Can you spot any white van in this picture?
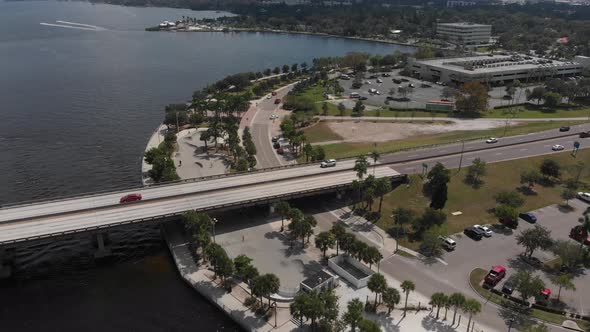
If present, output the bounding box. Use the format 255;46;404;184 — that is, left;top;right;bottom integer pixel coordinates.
350;92;360;99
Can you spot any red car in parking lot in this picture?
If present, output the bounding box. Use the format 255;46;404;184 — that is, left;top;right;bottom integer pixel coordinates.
484;265;507;286
120;193;142;204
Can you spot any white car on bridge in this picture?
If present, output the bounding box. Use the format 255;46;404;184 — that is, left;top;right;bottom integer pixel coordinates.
320;159;337;168
552;144;565;151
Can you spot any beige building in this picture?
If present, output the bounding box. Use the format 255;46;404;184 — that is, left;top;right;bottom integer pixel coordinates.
436;22;492;47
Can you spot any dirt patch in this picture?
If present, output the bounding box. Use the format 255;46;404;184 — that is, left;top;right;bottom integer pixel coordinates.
325;119;508;143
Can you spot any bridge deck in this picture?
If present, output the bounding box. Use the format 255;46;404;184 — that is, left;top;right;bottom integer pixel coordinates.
0;165;400;245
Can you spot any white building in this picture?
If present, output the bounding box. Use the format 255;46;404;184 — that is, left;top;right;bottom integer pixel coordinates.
436;22;492;47
409;54;583;86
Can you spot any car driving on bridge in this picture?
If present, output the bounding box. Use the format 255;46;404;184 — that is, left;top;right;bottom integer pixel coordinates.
320;159;337;168
120;193;142;203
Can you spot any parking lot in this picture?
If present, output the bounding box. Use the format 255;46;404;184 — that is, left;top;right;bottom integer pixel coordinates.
337;70;537;110
436;198;590;315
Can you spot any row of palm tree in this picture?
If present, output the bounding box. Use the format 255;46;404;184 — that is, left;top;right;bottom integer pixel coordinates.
290;288;339;331
273;201;317;247
430;292;481;331
352;153;393;215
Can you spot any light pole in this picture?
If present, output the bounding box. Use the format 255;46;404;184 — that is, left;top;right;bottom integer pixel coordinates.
212;217;219;243
391;214;399;253
458;139;465;171
507;317;515;332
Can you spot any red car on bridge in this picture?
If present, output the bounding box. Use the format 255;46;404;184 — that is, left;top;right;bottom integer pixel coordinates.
120;193;142;204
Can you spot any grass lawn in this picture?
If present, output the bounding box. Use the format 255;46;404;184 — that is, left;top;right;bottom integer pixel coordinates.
485;105;590;119
376;148;590;249
321;120;587;160
302;122;343;143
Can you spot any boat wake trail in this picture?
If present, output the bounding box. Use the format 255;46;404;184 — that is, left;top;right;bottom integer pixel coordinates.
40;21;106;31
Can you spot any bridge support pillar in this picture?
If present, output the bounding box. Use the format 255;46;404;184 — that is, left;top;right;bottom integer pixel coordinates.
0;248;13;279
269;205;275;215
94;232;112;259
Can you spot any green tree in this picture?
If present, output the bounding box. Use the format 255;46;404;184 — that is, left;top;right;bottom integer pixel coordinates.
551;273;576;301
462;298;482;332
367;273;387;308
494;204;518;224
321;102;329;116
465;158;487;188
303;142;314;162
551;239;586;271
520;169;541;192
420;225;445;257
358;319;381;332
516;225;553;258
543;91;561;108
233;254;257;282
274;201;291;230
352;100;365;117
290;293;308;327
282;64;290;73
343;298;364;332
540;159;560;179
252;273;280;307
401;280;415;316
455;81;489;114
427;163;451;210
495;191;525;208
561;188;577;206
514;269;545;303
315;231;336;257
365;246;383;269
449;293;466;326
382;287;401;314
430;292;447;319
354;156;369;181
312;146;326;161
413;208;447;235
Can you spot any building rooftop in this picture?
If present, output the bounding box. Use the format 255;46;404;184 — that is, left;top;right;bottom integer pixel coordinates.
437;22;491;28
415;54;581;75
301;270;332;290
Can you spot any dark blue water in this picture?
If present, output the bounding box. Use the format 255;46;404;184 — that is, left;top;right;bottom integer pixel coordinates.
0;0;413;205
0;2;414;331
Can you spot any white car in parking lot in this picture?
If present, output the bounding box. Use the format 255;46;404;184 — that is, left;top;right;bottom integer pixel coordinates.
578;192;590;203
552;144;564;151
474;224;493;237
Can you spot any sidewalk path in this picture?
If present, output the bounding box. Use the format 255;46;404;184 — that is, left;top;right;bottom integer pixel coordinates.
141;124;167;185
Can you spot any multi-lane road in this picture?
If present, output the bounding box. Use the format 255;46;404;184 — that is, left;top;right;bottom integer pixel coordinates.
0;161;400;245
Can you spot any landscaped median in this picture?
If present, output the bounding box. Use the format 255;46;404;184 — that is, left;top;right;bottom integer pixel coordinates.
469;268;590;331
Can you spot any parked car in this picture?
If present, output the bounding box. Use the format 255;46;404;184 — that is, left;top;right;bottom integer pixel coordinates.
273;142;280;149
274;98;281;104
386;96;395;100
519;254;542;268
577;192;590;203
559;126;570;132
552;144;564;151
438;236;457;250
421;83;431;88
570;225;590;245
350;92;360;99
464;227;483;240
519;212;537;223
369;75;378;79
271;136;279;143
408;83;415;88
375;90;381;95
340;74;350;80
484;265;507;286
393;78;402;84
486;138;498;144
382;73;391;77
320;159;337;168
120;193;142;204
376;78;383;83
359;96;368;101
580;131;590;138
271;91;277;96
502;277;516;294
368;88;377;94
401;78;409;82
540;288;551;300
474;224;493;237
269;114;279;120
266;94;272;99
277;147;284;155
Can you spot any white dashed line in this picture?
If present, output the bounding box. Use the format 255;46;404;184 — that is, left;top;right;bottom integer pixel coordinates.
495;152;503;156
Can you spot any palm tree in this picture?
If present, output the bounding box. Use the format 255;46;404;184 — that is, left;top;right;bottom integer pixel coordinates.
289;294;308;327
374;178;392;214
370;150;380;175
330;224;346;255
442;294;450;321
449;293;466;326
314;231;336;257
344;298;364;332
274;201;290;230
354;156;369;181
392;207;414;252
401;280;415;317
430;292;446;319
462;298;482;332
367;273;387;309
351;180;362;209
382;287;401;314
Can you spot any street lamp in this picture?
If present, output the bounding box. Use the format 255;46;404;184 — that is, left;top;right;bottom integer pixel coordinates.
507;317;515;332
212;217;219;243
458;139;465;171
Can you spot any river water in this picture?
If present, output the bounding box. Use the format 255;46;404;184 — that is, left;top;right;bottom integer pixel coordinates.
0;1;414;330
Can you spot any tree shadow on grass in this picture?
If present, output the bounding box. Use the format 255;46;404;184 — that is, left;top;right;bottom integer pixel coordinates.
497;300;535;331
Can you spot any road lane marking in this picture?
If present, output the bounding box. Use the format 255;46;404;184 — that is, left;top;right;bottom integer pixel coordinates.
520;148;527;151
495;152;503;156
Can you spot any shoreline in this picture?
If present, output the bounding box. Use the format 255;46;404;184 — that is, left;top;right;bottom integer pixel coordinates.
148;26;418;49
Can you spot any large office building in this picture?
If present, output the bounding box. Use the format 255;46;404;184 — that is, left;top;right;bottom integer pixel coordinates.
436;22;492;47
409;54;584;86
